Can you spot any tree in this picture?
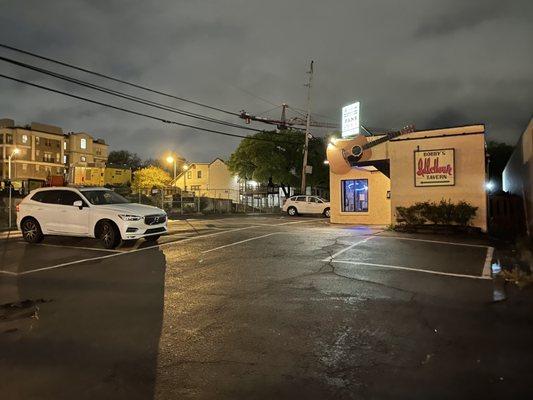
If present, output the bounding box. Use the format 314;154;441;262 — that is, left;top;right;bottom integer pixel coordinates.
132;166;171;191
227;130;329;196
107;150;142;170
487;141;514;191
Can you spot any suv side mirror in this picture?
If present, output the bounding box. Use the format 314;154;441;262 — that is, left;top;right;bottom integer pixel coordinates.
73;200;83;209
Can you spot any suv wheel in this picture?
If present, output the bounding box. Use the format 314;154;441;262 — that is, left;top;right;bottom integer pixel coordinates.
287;206;298;216
21;218;44;243
323;208;331;218
99;221;121;249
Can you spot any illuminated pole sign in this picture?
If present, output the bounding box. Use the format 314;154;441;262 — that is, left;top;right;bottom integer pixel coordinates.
341;101;360;138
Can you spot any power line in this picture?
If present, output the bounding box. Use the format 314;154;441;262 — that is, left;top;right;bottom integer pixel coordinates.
0;55;263;133
0;73;302;145
0;42;239;117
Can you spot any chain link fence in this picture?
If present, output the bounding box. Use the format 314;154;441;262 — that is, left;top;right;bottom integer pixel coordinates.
0;185;286;230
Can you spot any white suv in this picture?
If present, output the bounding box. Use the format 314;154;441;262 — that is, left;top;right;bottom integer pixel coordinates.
282;195;330;217
17;187;167;249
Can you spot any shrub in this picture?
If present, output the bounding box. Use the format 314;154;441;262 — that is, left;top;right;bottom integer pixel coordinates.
453;201;478;226
396;200;477;227
396;204;426;225
420;199;455;224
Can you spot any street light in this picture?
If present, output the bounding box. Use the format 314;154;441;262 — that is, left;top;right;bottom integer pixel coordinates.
166;155;176;179
8;148;20;229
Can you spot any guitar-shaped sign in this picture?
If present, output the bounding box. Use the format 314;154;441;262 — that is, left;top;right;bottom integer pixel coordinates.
327;125;415;174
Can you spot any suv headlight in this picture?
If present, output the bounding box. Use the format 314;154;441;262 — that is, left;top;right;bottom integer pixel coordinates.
119;214;143;221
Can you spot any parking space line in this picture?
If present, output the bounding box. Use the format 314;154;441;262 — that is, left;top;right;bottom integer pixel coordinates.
202;232;282;254
374;235;489;248
33;243;121;253
330;260;491;280
10;225;263;276
322;236;375;262
483;247;494;278
276;220;322;226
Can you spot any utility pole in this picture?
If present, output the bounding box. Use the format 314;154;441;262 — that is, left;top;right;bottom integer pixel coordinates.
300;60;313;195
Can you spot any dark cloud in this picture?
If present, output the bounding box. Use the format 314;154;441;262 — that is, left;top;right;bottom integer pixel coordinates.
0;0;531;162
414;0;509;38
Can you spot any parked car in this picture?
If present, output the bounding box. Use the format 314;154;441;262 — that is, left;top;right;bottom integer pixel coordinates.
16;187;167;249
282;195;330;217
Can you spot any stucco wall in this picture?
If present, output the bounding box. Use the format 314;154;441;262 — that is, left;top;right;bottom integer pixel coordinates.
389;129;487;231
330;167;391;225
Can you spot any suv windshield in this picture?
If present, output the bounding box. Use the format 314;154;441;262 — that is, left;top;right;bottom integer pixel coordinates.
81;190;130;205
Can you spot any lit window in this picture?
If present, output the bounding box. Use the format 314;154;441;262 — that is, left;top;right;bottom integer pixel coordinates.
22;134;28;144
35;136;40;145
63;141;67;150
187;171;192;179
341;179;368;212
80;138;87;149
63;155;67;164
80;156;86;162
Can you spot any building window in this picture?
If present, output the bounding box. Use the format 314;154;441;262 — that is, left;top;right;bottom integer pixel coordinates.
80;138;87;149
63;155;67;164
197;171;202;179
80;156;86;162
6;133;13;144
44;139;51;147
35;136;40;145
22;134;28;144
187;171;192;179
22;163;27;171
341;179;368;212
44;153;52;162
63;141;67;150
0;134;3;144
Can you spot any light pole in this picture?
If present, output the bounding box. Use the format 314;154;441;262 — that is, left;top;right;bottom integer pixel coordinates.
166;156;176;180
8;148;20;229
182;164;189;191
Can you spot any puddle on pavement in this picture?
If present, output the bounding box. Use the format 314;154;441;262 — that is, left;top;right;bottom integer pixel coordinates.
1;298;52;334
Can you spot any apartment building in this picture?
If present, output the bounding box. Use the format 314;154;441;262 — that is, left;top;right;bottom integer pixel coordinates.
0;118;108;189
0;119;66;186
172;158;239;201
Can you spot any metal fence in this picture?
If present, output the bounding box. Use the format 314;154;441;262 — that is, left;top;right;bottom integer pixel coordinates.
0;185;285;230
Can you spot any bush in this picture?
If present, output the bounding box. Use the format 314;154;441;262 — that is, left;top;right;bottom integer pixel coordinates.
453;201;478;226
396;204;426;225
396;199;477;227
419;199;455;224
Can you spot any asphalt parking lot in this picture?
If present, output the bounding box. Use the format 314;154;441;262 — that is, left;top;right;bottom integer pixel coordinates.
1;215;532;399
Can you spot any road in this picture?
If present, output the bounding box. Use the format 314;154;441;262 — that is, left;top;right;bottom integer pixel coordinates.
1;215;532;399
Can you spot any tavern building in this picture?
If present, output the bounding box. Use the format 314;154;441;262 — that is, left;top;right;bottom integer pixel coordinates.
326;124;488;231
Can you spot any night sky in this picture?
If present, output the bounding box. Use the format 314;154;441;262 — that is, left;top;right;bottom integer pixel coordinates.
1;0;531;162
